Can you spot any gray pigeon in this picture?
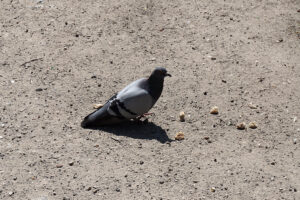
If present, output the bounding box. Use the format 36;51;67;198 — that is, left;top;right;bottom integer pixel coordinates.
81;67;171;128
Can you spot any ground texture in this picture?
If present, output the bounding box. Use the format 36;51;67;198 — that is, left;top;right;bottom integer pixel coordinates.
0;0;300;199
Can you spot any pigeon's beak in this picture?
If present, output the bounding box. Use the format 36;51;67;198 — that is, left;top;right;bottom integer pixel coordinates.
165;73;172;77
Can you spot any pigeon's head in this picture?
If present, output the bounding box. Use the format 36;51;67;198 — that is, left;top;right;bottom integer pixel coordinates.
151;67;171;79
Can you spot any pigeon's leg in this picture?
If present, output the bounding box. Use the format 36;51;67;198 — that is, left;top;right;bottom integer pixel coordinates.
136;113;155;120
142;113;155;116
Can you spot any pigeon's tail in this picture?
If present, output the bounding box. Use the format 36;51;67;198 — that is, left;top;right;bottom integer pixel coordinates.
81;104;126;128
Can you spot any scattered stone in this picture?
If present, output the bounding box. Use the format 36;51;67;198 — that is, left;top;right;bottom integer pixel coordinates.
175;132;185;141
210;106;219;114
271;161;276;165
8;191;14;196
91;75;97;79
293;116;297;122
93;104;104;109
276;38;283;43
248;121;258;129
68;161;74;166
236;122;246;130
35;88;43;92
139;161;144;165
293;138;297;144
248;102;257;109
210;187;216;192
211;57;216;60
10;80;15;83
204;136;210;140
179;111;185;122
159;180;164;184
56;164;63;168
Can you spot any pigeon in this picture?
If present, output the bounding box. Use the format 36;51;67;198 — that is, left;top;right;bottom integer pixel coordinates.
81;67;171;128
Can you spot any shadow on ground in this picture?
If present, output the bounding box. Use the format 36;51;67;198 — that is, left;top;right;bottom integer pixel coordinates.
89;121;172;143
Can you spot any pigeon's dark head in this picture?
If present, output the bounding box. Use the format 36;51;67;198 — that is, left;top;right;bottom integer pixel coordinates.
151;67;171;79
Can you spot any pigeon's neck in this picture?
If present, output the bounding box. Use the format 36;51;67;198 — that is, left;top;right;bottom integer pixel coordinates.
148;75;164;102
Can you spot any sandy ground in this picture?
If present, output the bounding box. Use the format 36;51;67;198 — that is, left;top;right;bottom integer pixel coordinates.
1;0;300;199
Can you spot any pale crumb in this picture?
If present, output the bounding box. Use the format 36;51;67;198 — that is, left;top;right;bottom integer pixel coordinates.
236;122;246;130
175;132;185;140
248;102;257;109
249;121;258;129
93;103;104;109
179;111;185;122
210;106;219;114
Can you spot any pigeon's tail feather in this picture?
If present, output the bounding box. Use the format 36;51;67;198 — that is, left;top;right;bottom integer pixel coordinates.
81;104;126;128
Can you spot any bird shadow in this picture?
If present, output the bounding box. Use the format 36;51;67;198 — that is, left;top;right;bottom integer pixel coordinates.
89;121;172;143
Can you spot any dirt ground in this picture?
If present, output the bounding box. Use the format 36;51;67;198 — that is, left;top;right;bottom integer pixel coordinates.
0;0;299;199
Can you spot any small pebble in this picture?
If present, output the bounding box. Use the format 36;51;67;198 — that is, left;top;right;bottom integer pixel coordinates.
276;38;283;43
236;122;246;130
179;111;185;122
210;106;219;114
248;121;258;129
293;138;297;144
248;102;257;109
56;164;63;168
93;104;104;109
68;161;74;166
204;136;210;140
293;117;297;122
210;187;216;192
35;88;43;92
175;132;185;140
8;191;14;196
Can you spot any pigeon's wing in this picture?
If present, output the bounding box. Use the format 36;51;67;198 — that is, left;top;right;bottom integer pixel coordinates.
80;94;126;128
107;78;154;119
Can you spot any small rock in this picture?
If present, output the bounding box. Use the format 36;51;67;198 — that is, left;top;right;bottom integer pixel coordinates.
248;102;257;109
236;122;246;130
276;38;283;43
175;132;185;141
210;187;216;192
139;161;144;165
68;161;74;166
115;188;121;192
159;180;164;184
293;117;297;122
204;136;210;140
93;104;104;109
35;88;43;92
293;138;297;144
56;164;63;168
8;191;14;196
179;111;185;122
248;121;258;129
150;57;156;61
10;80;15;83
210;106;219;114
91;75;97;79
